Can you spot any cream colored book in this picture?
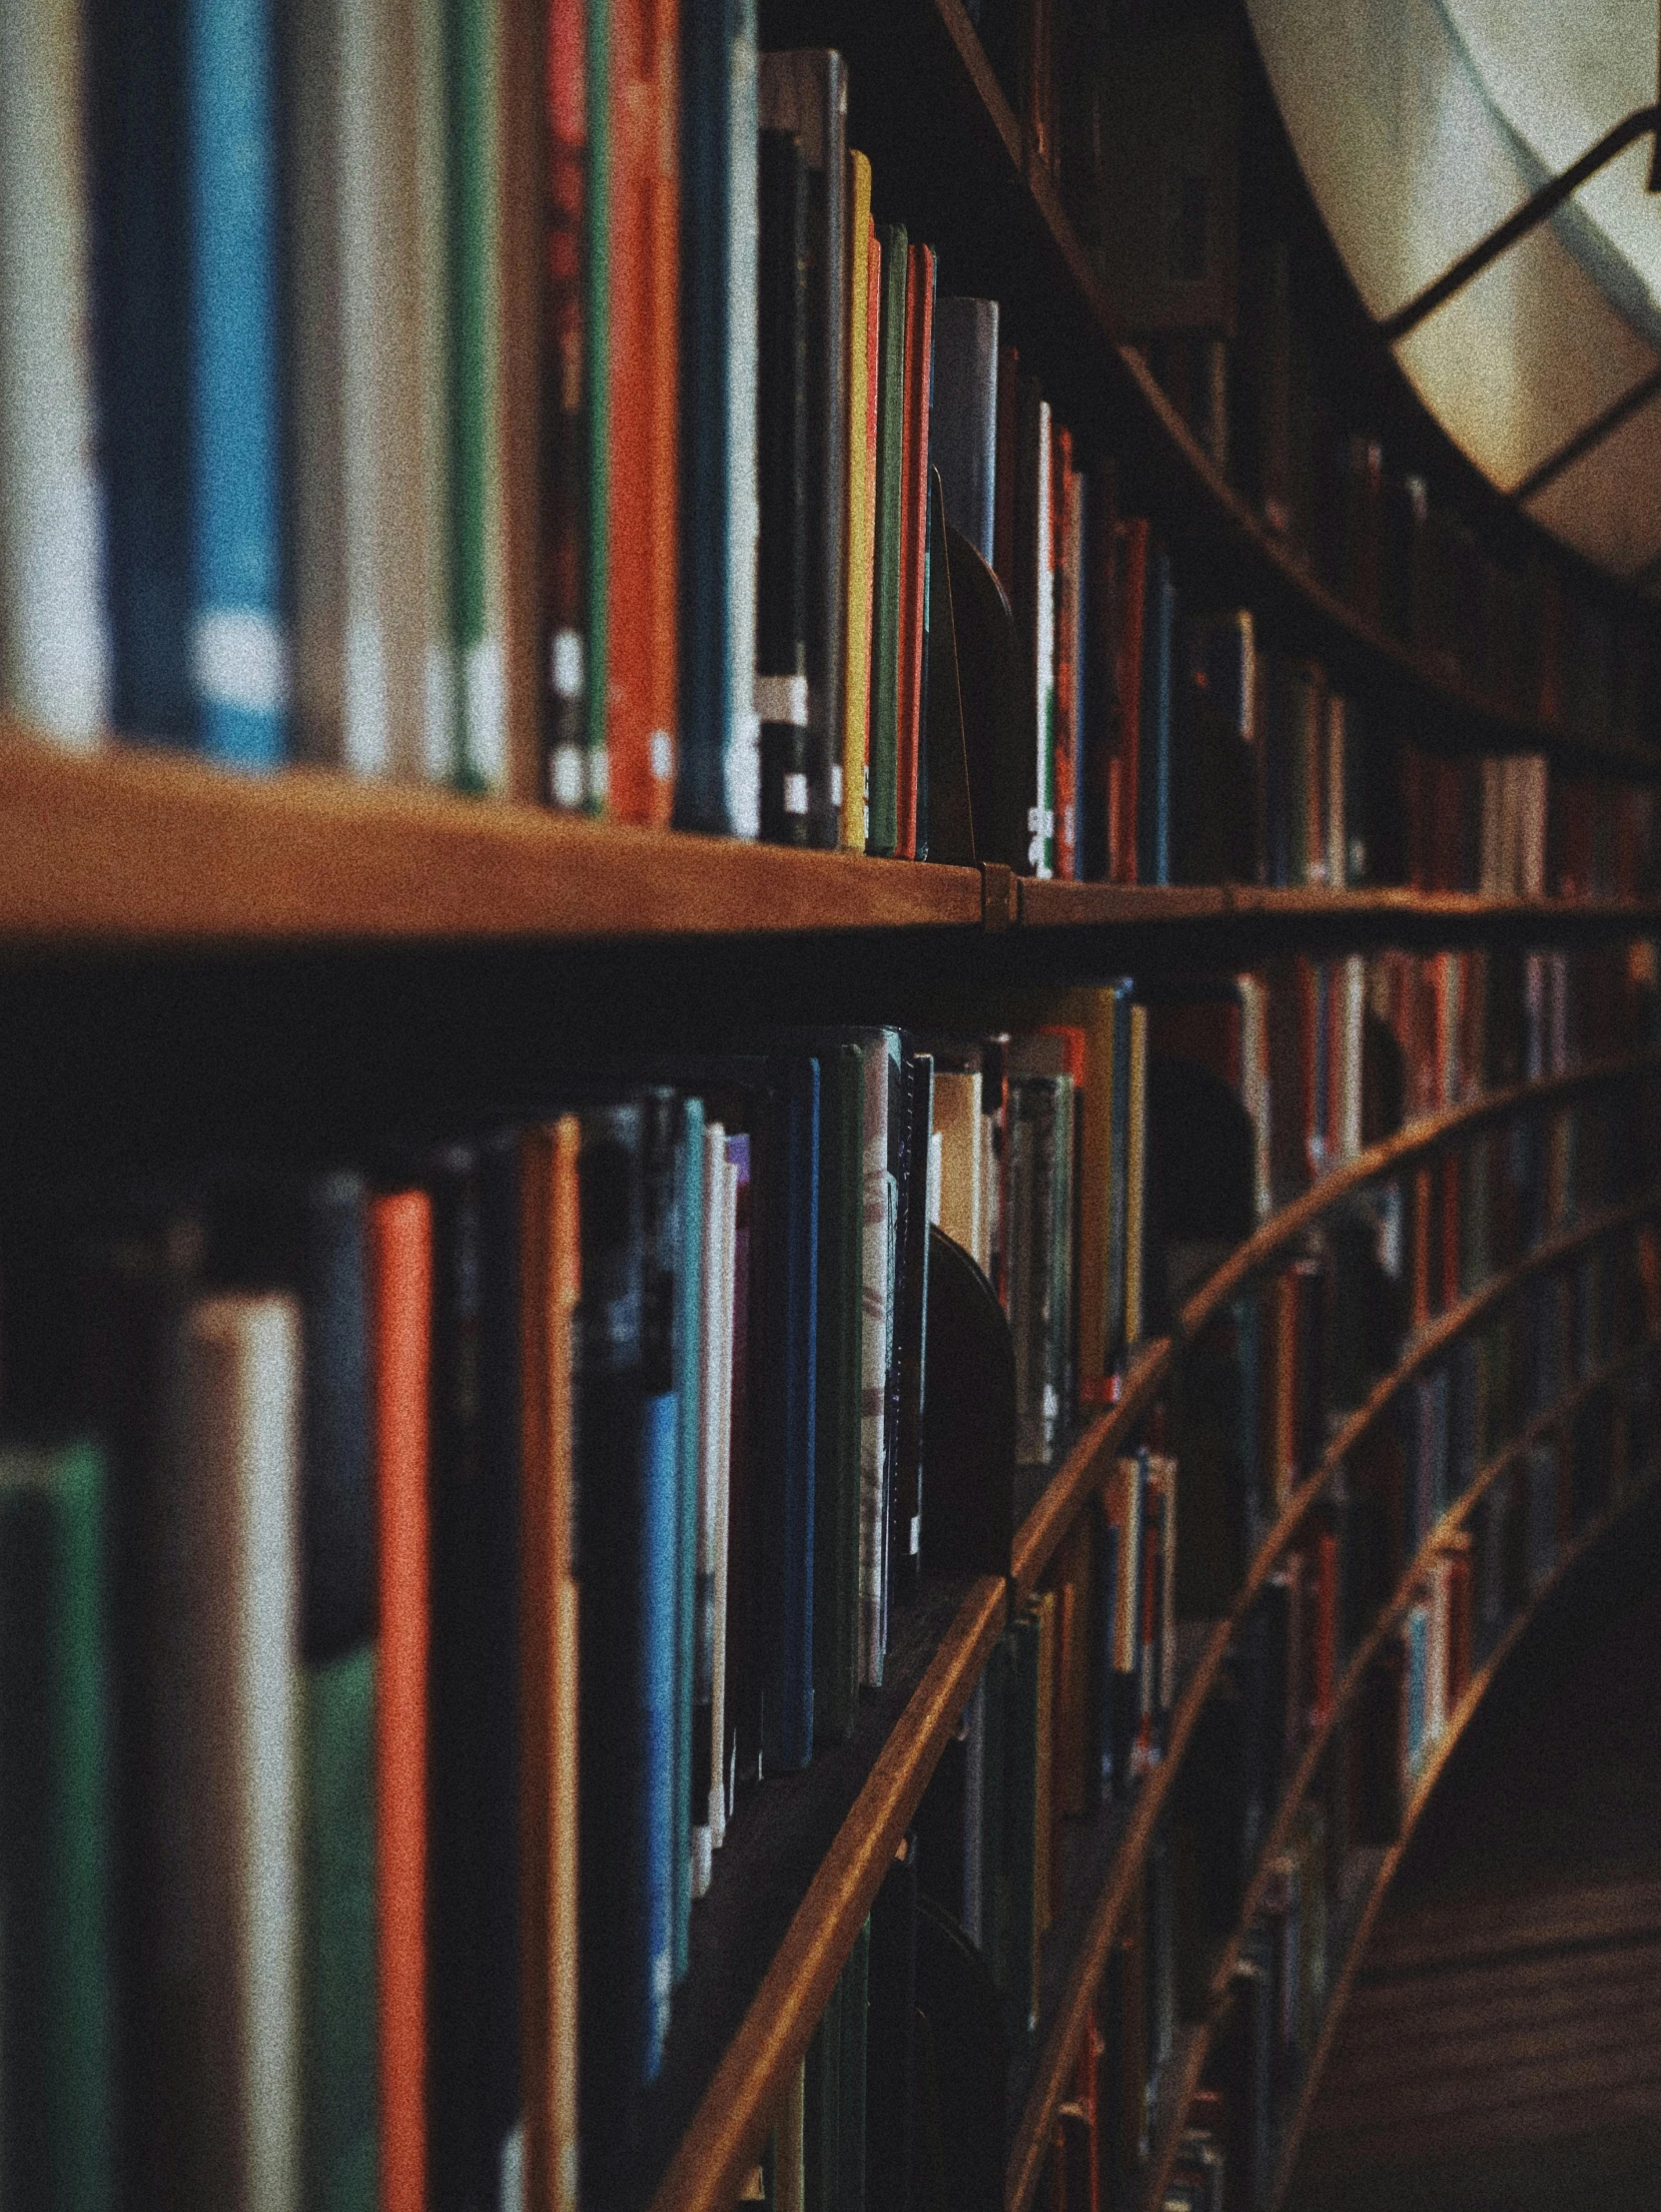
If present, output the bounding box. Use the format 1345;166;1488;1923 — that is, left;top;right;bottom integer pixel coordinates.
931;1068;983;1261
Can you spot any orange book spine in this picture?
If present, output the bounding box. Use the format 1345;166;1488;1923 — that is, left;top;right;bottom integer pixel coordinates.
372;1190;433;2212
520;1119;583;2212
606;0;678;823
896;244;933;859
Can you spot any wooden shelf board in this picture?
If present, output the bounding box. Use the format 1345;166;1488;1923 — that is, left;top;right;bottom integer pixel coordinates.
0;725;985;944
643;1571;1006;2212
1018;881;1661;933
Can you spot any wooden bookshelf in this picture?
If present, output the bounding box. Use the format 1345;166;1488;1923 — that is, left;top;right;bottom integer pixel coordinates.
868;0;1661;782
1262;1460;1661;2208
1000;1184;1661;2212
641;1573;1007;2212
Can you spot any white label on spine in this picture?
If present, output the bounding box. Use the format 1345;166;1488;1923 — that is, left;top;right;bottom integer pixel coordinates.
650;727;673;782
549;744;584;809
783;771;809;817
755;671;809;726
549;626;584;701
344;616;389;777
464;636;506;790
193;608;291;715
831;762;843;808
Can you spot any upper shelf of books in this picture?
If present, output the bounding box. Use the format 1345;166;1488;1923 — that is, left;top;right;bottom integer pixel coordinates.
5;0;1661;945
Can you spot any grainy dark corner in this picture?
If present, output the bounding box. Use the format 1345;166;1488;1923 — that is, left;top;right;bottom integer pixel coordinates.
1;1;1659;2210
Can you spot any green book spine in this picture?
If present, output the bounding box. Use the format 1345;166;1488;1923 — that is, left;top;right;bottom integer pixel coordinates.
584;0;612;809
867;224;908;858
0;1440;110;2212
673;1098;706;1982
304;1647;378;2212
814;1045;863;1744
838;1918;870;2212
448;0;505;793
1001;1612;1040;2050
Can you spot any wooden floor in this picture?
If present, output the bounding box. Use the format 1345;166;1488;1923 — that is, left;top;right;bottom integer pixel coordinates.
1287;1485;1661;2212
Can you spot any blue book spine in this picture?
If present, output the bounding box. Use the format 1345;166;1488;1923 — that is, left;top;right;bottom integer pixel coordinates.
637;1092;682;2083
769;1056;820;1773
671;1100;704;1984
673;0;733;831
188;0;287;766
89;0;194;741
639;1390;679;2078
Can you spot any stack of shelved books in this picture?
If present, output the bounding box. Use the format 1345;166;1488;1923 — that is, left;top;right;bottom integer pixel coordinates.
5;4;1658;895
2;931;1655;2207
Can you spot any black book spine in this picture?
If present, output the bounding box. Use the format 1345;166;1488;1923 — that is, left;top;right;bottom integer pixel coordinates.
893;1051;934;1606
882;1046;913;1636
424;1147;490;2212
757;129;812;847
865;1838;920;2212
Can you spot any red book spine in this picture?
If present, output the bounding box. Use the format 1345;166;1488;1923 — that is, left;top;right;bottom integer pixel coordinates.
605;0;678;825
372;1191;433;2212
896;245;933;859
544;0;588;810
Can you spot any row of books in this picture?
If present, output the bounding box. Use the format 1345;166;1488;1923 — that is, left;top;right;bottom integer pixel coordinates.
1036;1308;1661;2212
964;0;1661;762
0;939;1652;2209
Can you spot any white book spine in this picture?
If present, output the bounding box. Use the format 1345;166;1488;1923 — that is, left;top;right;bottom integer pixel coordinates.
0;0;108;744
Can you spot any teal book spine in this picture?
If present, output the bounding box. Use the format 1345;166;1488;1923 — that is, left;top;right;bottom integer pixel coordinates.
303;1649;378;2212
868;224;908;857
672;1097;705;1984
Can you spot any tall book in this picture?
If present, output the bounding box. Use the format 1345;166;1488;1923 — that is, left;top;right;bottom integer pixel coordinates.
297;1176;377;2212
608;0;679;821
672;1100;706;1983
518;1123;581;2212
544;0;594;808
1009;375;1055;876
694;1125;736;1889
87;0;193;745
372;1192;432;2212
758;52;848;847
0;0;107;745
868;222;910;857
1111;517;1149;884
449;0;509;791
757;130;812;844
638;1093;684;2073
0;1440;111;2208
162;1294;303;2209
840;152;876;853
291;0;432;778
763;1056;821;1773
930;298;999;564
189;0;289;767
896;244;936;860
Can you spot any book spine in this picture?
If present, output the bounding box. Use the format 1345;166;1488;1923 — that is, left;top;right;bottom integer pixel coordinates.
0;1442;112;2207
929;296;999;565
895;245;932;860
638;1092;682;2075
0;0;107;744
858;1040;892;1687
299;1175;377;2212
673;0;733;830
545;0;592;809
766;1055;820;1772
449;0;508;791
415;0;456;777
860;228;881;848
757;130;812;844
719;1133;751;1827
88;0;193;744
840;152;875;852
189;0;289;768
867;222;908;857
725;0;760;837
371;1191;432;2212
671;1098;705;1982
694;1123;731;1888
583;0;613;806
